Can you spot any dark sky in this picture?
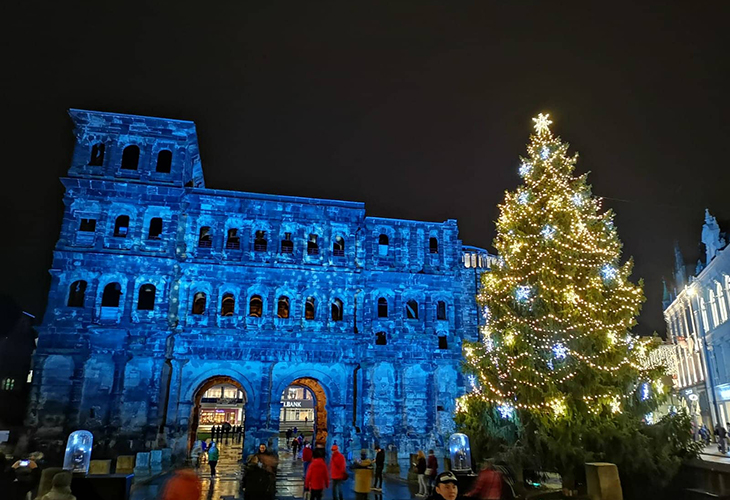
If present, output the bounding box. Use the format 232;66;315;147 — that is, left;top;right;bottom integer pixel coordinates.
3;2;728;336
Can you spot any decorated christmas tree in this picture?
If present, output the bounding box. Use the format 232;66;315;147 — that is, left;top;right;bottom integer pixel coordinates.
457;114;698;488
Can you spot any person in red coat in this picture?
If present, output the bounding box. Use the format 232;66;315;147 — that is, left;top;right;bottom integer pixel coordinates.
330;444;347;500
305;448;329;500
302;442;313;479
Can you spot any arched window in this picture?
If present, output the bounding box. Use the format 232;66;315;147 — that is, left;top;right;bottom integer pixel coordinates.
376;332;387;345
429;237;439;254
464;253;472;268
281;232;293;254
436;300;447;320
137;284;156;310
307;234;319;255
378;234;389;257
405;299;418;320
68;280;87;307
719;281;729;323
113;215;129;237
305;297;316;320
148;218;163;240
1;378;15;391
249;295;263;317
700;297;709;332
221;293;235;316
89;143;105;166
710;289;720;328
333;236;345;257
377;297;388;318
198;226;212;248
155;149;172;173
277;296;290;319
101;283;122;307
226;228;240;249
192;292;207;315
254;230;267;252
331;298;343;322
121;145;140;170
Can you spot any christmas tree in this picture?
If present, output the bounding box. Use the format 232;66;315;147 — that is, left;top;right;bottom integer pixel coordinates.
457;114;696;487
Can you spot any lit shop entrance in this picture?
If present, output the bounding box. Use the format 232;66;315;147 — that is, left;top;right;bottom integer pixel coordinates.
279;378;327;447
189;376;246;451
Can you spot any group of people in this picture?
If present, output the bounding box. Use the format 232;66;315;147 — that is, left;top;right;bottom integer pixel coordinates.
414;449;439;497
189;439;220;475
208;422;243;444
694;421;730;454
286;428;308;458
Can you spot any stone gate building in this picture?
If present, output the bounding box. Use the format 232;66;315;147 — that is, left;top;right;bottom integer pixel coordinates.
28;109;492;473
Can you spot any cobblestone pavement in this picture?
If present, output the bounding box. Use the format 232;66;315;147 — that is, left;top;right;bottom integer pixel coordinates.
131;440;424;500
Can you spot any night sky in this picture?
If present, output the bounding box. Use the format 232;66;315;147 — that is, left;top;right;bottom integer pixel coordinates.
3;2;728;336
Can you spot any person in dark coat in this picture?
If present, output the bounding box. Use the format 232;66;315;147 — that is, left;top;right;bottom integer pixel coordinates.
372;445;385;491
427;449;438;493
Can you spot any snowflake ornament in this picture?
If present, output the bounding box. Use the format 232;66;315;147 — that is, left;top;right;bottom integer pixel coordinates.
518;192;529;205
572;193;584;206
552;343;568;360
541;147;550;159
541;224;556;240
497;403;514;419
519;162;532;177
515;286;531;302
601;264;618;281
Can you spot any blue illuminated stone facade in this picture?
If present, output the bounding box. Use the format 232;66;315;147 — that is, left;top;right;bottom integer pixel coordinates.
29;110;492;473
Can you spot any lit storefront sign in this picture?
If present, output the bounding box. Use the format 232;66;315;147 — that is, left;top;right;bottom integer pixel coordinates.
717;384;730;401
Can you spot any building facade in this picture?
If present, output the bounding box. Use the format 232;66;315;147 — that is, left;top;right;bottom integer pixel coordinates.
28;109;492;472
664;210;730;428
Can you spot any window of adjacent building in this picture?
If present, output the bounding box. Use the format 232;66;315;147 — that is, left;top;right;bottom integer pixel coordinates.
438;336;448;350
192;292;207;315
429;237;439;254
710;289;720;328
121;145;140;170
307;234;319;255
331;298;343;322
68;280;87;307
333;236;345;257
378;234;389;256
137;284;156;310
113;215;130;237
277;296;290;319
101;282;122;307
249;295;263;317
464;253;472;268
254;230;267;252
377;297;388;318
437;301;447;320
148;218;163;240
281;232;293;254
89;143;105;166
79;218;97;232
1;378;15;391
405;299;418;320
198;226;212;248
719;281;729;323
376;332;387;345
305;297;316;320
221;293;235;316
156;149;172;173
226;228;240;249
700;297;710;333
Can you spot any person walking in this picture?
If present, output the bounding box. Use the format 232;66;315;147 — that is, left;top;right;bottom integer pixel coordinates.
716;423;728;454
292;435;300;458
372;445;385;491
416;450;428;497
305;448;329;500
207;441;219;476
467;461;503;500
427;449;438;494
302;441;313;479
286;428;293;449
330;444;347;500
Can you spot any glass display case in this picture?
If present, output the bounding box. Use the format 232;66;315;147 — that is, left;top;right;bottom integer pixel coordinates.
448;433;473;472
63;430;93;474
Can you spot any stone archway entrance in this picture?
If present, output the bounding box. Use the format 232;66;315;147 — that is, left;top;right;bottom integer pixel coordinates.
189;376;247;452
289;378;328;446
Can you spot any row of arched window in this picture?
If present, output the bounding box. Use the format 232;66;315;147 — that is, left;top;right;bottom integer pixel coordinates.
88;143;173;173
198;228;440;256
66;280;449;322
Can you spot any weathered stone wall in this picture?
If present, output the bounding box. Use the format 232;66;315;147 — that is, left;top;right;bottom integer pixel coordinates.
29;110;485;473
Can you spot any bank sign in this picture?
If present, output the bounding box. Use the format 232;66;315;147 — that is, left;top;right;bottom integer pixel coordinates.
282;400;314;409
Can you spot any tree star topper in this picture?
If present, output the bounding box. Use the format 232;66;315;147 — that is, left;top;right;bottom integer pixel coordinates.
532;113;553;135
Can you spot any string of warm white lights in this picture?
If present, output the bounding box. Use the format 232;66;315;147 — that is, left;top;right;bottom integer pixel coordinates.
458;113;666;420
